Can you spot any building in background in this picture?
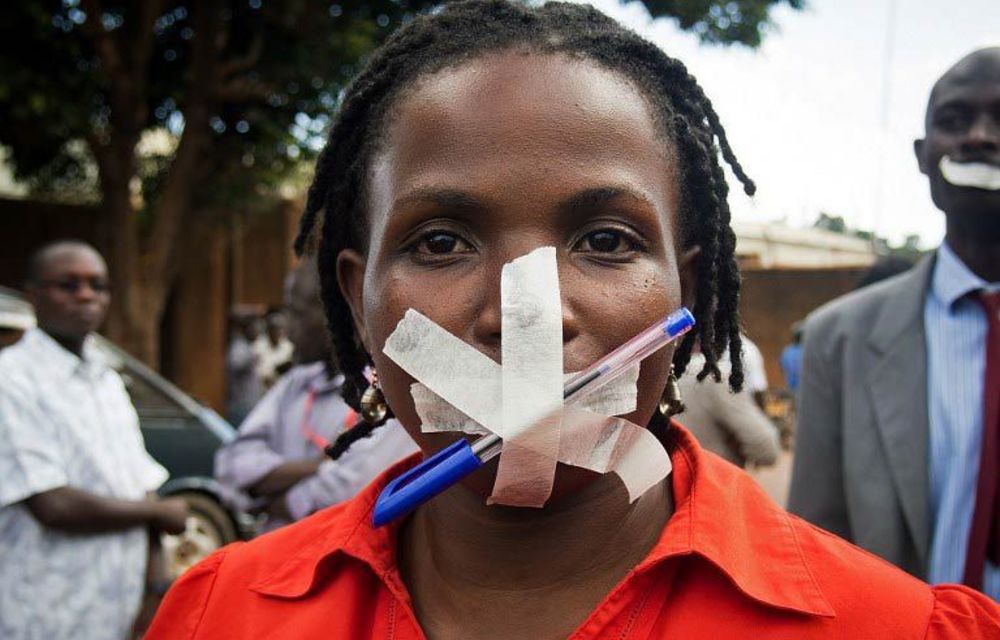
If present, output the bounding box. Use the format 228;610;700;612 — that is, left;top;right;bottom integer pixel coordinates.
734;221;877;270
733;221;879;388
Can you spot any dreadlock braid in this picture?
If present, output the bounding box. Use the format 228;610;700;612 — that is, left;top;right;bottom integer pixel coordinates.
294;0;753;460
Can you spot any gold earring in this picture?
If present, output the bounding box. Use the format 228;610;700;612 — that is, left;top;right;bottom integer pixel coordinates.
360;370;389;424
658;366;685;418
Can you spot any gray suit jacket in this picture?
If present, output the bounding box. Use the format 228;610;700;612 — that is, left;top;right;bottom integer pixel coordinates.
788;255;935;579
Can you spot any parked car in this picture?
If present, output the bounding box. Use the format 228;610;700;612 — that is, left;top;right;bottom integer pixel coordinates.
0;287;255;579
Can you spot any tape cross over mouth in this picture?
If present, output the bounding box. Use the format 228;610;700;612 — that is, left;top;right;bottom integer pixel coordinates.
382;246;671;508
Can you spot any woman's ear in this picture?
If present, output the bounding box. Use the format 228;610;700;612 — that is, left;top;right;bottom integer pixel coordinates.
336;248;371;354
678;245;700;311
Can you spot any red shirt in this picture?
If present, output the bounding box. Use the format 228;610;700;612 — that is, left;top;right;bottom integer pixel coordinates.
147;425;1000;639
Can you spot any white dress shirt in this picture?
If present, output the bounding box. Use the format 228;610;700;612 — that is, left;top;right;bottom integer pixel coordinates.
0;329;168;639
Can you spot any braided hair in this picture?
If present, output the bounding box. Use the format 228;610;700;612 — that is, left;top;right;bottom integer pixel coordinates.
296;0;753;459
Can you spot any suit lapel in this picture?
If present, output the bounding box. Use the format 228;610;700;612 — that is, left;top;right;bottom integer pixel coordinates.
865;255;935;566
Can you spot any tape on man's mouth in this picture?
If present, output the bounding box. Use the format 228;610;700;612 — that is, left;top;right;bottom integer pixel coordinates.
382;246;671;508
940;156;1000;191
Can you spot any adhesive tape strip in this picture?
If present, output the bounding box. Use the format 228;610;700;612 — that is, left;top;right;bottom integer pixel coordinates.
491;247;565;506
940;156;1000;191
381;246;671;508
559;408;672;502
411;364;640;434
384;308;502;430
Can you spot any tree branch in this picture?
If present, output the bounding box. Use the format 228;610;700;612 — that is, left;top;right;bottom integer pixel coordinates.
144;0;220;280
213;78;273;103
120;0;167;135
79;0;140;139
79;0;126;84
84;131;111;178
218;34;264;80
132;0;167;83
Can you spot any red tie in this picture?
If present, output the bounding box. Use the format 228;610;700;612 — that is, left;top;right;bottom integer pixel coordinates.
964;290;1000;590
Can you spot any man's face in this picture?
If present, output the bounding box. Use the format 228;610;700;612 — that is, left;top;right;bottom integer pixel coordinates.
914;49;1000;238
27;247;110;340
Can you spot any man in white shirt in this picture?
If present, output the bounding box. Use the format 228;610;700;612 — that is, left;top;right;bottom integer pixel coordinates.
0;241;188;639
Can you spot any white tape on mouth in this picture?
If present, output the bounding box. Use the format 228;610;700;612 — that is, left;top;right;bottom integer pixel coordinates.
383;246;671;508
940;156;1000;191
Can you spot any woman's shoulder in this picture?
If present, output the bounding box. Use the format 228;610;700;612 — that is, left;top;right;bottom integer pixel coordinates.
145;489;392;639
685;448;999;637
785;511;999;636
205;486;382;588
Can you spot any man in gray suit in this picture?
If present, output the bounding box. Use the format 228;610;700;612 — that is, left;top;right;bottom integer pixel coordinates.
789;47;1000;598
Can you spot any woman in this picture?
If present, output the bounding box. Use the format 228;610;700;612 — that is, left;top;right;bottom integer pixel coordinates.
147;2;998;638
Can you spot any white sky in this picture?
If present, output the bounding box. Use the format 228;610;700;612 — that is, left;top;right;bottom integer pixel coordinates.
575;0;1000;247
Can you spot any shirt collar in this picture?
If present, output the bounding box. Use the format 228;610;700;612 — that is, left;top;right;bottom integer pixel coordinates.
932;242;996;309
25;328;104;380
641;425;834;617
247;425;834;618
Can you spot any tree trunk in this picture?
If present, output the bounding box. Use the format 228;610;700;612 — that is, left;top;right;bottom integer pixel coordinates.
92;135;175;366
87;0;218;368
92;137;157;364
100;204;168;365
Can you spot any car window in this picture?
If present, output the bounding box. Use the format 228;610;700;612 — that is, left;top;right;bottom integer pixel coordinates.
89;340;186;415
119;369;186;414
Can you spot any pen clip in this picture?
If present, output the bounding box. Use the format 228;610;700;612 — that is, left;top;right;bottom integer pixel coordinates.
373;438;484;527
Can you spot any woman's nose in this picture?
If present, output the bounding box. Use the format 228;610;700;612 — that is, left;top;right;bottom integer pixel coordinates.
470;250;579;360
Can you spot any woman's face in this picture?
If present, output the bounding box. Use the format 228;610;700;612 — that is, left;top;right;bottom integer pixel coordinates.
339;51;695;495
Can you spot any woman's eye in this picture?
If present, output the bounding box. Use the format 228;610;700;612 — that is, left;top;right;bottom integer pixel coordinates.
414;232;472;256
577;229;635;254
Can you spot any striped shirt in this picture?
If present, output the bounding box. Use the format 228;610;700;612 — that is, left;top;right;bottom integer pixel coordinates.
925;242;1000;599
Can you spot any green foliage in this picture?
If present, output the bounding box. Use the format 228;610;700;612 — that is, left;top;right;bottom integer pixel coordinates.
0;0;436;208
812;212;926;261
813;211;848;234
640;0;805;47
0;0;802;211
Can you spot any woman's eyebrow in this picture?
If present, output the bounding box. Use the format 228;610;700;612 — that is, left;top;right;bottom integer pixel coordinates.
557;186;656;217
392;187;488;214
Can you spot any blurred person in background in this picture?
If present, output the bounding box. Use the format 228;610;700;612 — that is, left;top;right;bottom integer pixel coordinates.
679;348;781;468
780;322;804;395
0;241;188;639
215;256;419;531
707;332;769;410
854;255;917;291
739;333;769;410
225;310;264;425
732;332;768;411
790;48;1000;598
254;307;294;388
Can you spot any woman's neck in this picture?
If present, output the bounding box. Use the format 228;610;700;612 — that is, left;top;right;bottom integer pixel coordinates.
397;468;672;638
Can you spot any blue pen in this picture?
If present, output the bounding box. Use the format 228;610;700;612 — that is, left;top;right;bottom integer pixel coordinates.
372;307;695;527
